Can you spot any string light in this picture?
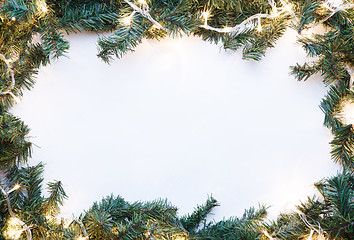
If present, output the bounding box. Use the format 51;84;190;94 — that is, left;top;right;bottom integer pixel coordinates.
76;237;89;240
151;23;161;29
202;11;210;26
223;26;233;32
307;2;354;29
122;11;135;25
5;218;23;240
337;101;354;125
137;0;147;5
322;2;335;11
257;17;262;32
283;4;293;13
123;0;166;30
262;230;274;240
307;229;314;240
11;16;16;21
7;184;21;194
0;184;32;240
0;54;20;103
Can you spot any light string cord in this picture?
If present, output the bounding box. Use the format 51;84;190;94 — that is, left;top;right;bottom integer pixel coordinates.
73;218;89;239
307;3;354;29
199;0;295;33
0;53;19;102
299;213;327;239
122;0;167;31
0;184;32;240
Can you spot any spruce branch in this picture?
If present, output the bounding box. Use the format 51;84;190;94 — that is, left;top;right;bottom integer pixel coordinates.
330;124;354;170
180;195;219;233
42;180;68;215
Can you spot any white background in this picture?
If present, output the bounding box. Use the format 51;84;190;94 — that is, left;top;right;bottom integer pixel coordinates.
12;28;339;221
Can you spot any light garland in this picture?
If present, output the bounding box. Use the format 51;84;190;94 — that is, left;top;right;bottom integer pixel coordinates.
122;0;166;30
307;2;354;29
0;53;20;103
0;183;32;240
1;0;353;238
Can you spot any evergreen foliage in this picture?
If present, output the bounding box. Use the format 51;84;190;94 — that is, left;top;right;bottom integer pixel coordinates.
1;0;354;239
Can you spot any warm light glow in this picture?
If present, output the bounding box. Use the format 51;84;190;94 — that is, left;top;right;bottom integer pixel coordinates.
76;236;89;240
173;235;186;240
7;184;21;194
202;11;210;20
307;229;314;240
322;1;334;11
9;92;20;104
137;0;147;5
283;4;293;13
338;101;354;125
37;0;48;13
262;230;274;240
11;17;16;21
151;24;161;29
326;0;343;8
5;218;22;240
122;12;135;25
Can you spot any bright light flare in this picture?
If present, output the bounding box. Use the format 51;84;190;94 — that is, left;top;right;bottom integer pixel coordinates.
76;236;89;240
122;12;135;25
283;4;293;13
202;11;210;19
9;92;20;104
137;0;147;5
5;218;22;240
307;229;314;240
339;101;354;125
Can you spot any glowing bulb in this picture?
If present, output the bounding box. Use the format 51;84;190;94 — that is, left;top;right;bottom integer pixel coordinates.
7;184;21;194
122;12;135;25
202;11;210;19
11;17;16;21
307;230;314;240
137;0;147;5
8;92;20;104
338;101;354;125
283;4;293;12
151;24;161;29
262;230;274;240
202;11;210;25
5;218;22;240
322;1;334;10
77;237;89;240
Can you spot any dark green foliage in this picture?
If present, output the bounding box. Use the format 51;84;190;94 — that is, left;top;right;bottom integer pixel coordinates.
0;111;31;168
97;14;149;62
196;205;268;239
331;125;354;170
180;195;219;233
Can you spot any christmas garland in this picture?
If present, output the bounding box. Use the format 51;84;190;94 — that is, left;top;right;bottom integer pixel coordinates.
1;0;354;239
